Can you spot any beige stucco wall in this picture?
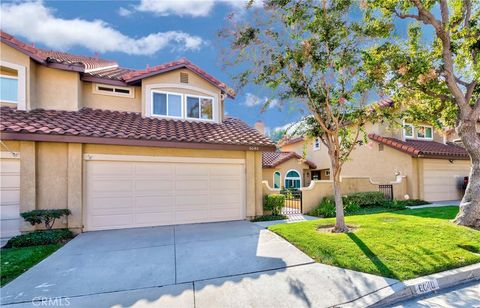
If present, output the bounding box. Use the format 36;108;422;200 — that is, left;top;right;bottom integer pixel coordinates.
262;158;312;189
81;82;142;112
141;68;224;122
12;142;264;231
34;66;81;111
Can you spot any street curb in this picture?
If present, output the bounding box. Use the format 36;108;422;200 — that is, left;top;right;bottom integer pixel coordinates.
337;263;480;307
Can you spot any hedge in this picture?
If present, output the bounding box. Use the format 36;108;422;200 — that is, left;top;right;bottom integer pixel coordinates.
264;194;285;215
5;229;74;248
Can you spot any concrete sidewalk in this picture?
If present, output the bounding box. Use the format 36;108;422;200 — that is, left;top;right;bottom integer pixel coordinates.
406;200;460;209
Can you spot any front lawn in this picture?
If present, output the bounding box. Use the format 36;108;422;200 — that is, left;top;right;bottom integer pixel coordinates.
1;244;62;286
269;206;480;280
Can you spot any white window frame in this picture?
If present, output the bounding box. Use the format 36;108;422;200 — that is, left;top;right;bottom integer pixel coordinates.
150;90;184;119
417;125;433;140
284;169;302;188
0;74;19;103
273;171;281;189
0;60;26;110
185;94;215;122
93;83;135;98
403;121;414;140
313;138;321;151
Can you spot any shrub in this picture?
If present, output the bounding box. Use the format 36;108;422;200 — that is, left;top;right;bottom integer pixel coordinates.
309;197;336;218
251;214;288;222
264;194;285;215
6;229;74;248
345;192;386;207
381;200;407;210
395;199;430;207
21;209;71;230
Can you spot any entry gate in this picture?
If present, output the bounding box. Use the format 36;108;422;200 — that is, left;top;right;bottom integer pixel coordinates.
280;189;302;214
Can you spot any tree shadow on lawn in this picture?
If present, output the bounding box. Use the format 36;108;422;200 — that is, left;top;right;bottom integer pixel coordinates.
347;233;399;280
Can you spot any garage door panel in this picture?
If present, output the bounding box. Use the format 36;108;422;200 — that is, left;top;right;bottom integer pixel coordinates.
90;162;133;176
1;189;20;204
92;179;133;193
86;158;245;231
135;179;174;192
0;175;20;189
175;180;209;191
423;159;470;201
135;163;174;177
89;196;134;210
135;196;175;209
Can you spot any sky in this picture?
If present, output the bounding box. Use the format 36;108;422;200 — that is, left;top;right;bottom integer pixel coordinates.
0;1;427;135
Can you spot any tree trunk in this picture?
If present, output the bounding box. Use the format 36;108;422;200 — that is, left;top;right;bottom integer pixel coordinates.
454;120;480;229
331;161;349;233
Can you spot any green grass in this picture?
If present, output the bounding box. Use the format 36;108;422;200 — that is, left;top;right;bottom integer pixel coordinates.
347;206;404;216
1;244;62;286
269;206;480;281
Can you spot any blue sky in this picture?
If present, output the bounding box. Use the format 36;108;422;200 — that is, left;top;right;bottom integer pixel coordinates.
0;1;426;134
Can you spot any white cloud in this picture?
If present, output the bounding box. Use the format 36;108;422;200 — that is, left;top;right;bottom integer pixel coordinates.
134;0;263;17
244;93;279;109
1;1;204;55
117;7;133;17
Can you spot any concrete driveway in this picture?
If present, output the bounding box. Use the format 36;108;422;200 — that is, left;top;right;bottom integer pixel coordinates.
1;220;398;307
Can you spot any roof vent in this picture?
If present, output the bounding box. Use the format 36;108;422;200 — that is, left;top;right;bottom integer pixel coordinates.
180;72;189;83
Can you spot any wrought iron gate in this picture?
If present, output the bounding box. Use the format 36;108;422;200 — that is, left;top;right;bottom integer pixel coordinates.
280;189;302;214
379;184;393;200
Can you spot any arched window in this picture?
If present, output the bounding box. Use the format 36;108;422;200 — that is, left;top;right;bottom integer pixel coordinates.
273;171;281;189
285;170;301;189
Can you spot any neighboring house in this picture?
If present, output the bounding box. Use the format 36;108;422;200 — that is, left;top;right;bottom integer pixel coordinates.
279;100;472;202
262;151;316;189
0;31;275;242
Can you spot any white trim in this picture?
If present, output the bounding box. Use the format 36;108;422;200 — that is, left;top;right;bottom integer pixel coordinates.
0;60;26;110
185;94;215;122
273;171;281;189
0;152;20;159
284;169;302;188
85;65;119;74
145;83;220;123
93;83;135;99
150;90;184;119
417;125;434;140
83;154;245;165
403;121;414;140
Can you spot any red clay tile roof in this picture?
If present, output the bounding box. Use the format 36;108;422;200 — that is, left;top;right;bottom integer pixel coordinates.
262;151;316;169
0;107;276;151
279;136;305;146
1;31;234;96
368;134;469;160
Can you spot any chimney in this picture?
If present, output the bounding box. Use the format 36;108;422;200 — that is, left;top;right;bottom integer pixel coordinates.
254;121;265;135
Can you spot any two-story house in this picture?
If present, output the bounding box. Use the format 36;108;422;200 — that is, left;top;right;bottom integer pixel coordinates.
276;100;471;202
0;31;275;243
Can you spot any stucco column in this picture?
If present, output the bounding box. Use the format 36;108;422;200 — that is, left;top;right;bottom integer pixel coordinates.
67;143;83;233
245;151;256;217
254;151;263;216
19;141;36;232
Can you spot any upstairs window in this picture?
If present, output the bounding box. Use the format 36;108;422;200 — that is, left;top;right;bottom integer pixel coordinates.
0;75;18;103
403;123;414;139
93;83;134;98
186;95;213;120
313;138;321;150
152;91;182;118
417;125;433;140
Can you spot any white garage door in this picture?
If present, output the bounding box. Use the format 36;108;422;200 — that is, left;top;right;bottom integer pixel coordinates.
0;152;20;244
423;159;471;202
85;155;245;231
